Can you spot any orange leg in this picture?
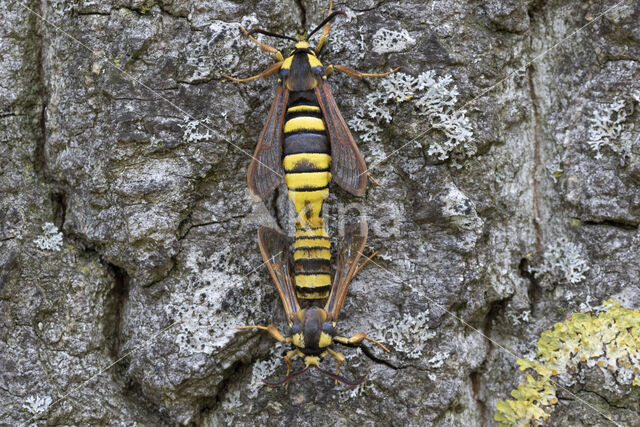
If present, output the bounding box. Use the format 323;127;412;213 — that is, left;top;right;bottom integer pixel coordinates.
283;349;301;377
239;25;284;61
333;65;401;79
367;173;380;186
325;0;334;35
334;331;390;353
315;0;335;54
354;250;378;276
327;348;345;385
222;60;283;83
237;324;291;344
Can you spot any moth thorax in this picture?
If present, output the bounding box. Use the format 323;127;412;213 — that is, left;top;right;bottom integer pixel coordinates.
295;40;310;49
290;307;336;352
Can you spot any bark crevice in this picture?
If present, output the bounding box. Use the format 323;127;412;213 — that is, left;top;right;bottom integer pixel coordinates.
33;0;48;181
526;64;543;254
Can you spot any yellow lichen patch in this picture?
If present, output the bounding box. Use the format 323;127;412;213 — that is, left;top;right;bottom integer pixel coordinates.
495;300;640;426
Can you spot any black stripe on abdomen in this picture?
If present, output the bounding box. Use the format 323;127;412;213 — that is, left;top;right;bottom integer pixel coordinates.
283;133;330;155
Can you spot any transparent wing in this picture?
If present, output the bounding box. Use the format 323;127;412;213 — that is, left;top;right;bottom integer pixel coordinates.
315;81;367;196
325;220;368;320
247;85;289;200
258;226;300;322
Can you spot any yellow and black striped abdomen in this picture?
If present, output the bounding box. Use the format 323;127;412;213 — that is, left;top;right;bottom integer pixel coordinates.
283;90;332;301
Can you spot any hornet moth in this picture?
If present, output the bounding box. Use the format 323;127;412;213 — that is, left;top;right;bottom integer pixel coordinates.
224;1;399;308
239;220;389;386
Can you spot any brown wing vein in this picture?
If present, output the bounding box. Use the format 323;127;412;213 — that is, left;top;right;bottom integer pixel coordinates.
258;226;300;322
325;220;368;320
315;82;367;196
247;85;289;200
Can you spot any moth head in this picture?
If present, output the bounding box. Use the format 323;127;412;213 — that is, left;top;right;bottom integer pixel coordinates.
289;307;336;351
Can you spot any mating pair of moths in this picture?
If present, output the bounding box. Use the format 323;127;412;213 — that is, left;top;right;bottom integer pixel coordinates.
226;5;398;386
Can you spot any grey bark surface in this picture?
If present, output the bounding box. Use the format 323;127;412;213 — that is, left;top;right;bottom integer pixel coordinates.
1;0;639;425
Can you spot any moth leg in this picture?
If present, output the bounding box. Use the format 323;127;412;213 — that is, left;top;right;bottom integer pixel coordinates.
222;60;284;83
333;64;401;79
367;173;380;187
325;64;334;77
354;250;378;276
315;0;334;54
334;331;390;352
283;349;302;377
239;25;285;62
327;348;346;385
237;324;291;344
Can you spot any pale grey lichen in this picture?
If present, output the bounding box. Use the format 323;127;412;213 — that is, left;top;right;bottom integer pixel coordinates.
165;248;263;356
441;185;484;233
34;223;63;252
221;390;242;412
507;309;532;326
339;380;375;400
348;71;474;165
22;395;52;416
50;0;79;16
185;14;260;83
372;310;435;359
181;117;214;143
320;8;367;63
372;28;416;54
533;237;590;287
248;345;284;398
587;96;636;162
426;350;450;368
546;151;567;183
349;115;382;144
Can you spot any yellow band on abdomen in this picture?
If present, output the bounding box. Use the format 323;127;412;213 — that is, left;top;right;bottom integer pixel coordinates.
296;228;328;239
293;248;331;261
287;105;321;114
284;117;325;133
294;237;331;249
285;171;331;190
283;153;331;171
297;291;329;300
294;274;331;288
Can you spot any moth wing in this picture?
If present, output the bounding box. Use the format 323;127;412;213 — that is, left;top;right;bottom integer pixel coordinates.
258;226;300;322
247;85;289;200
325;220;368;320
315;81;368;196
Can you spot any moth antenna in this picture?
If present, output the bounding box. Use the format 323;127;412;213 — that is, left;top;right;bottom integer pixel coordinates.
261;367;310;386
315;366;367;386
308;11;347;37
245;28;297;42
